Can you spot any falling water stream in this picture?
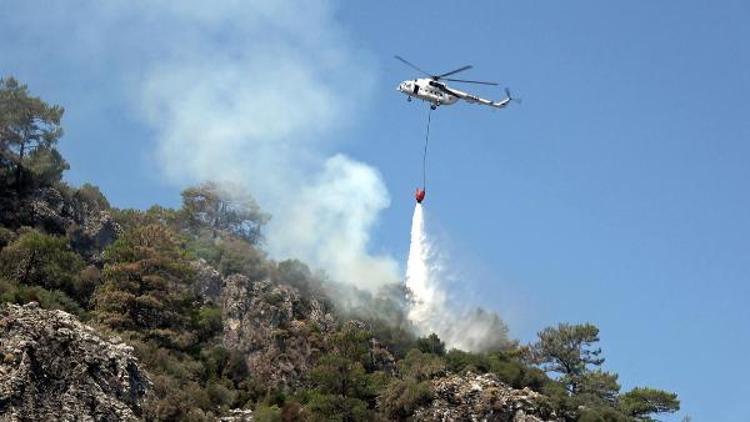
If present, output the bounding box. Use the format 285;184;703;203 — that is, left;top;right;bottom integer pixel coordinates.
405;203;446;337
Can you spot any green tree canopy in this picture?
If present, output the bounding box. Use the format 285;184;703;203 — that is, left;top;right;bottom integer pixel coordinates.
576;370;621;406
74;183;110;211
181;182;269;244
528;323;605;394
619;387;680;421
376;348;447;420
0;77;66;193
398;349;446;382
305;324;381;421
415;333;446;356
0;229;84;299
94;224;199;349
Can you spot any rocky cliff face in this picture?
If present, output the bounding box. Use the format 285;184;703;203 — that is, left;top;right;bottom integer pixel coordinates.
9;185;122;263
23;187;77;235
68;210;122;263
0;303;150;421
222;274;336;392
192;258;225;304
414;373;558;422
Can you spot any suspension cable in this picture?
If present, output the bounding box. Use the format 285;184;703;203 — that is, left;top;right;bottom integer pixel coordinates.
422;107;432;190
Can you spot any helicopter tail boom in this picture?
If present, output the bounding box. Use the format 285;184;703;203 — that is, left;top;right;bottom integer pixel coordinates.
490;98;511;108
489;88;521;108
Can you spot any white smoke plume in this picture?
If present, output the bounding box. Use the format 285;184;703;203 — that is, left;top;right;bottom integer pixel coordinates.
3;0;398;289
406;204;510;352
118;1;399;289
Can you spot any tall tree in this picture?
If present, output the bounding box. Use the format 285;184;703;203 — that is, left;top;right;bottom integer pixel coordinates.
306;324;379;421
528;323;605;394
0;77;66;192
181;182;269;244
94;224;198;349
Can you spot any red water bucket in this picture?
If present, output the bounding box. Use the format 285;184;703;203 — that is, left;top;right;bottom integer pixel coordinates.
415;188;426;203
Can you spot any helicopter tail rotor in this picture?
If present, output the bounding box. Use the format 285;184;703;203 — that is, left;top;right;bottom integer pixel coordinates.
504;87;522;104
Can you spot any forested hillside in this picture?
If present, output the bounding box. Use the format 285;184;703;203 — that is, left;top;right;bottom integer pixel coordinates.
0;77;679;421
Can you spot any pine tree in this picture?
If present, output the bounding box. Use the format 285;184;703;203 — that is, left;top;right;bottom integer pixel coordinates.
0;77;66;194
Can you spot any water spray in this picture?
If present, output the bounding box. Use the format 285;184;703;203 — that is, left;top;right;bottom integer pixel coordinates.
405;203;443;333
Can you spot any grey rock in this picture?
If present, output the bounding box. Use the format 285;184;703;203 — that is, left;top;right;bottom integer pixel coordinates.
339;320;397;374
12;186;121;261
0;303;151;421
192;258;224;304
27;187;75;234
68;210;123;262
222;275;335;391
414;372;559;422
370;336;397;374
218;408;254;421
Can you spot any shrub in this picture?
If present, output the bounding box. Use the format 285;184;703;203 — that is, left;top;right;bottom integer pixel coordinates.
399;349;446;382
415;333;446;356
0;278;84;316
254;404;282;422
0;229;85;301
378;379;433;420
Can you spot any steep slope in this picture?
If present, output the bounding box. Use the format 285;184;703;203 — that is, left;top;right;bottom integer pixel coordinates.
222;274;337;392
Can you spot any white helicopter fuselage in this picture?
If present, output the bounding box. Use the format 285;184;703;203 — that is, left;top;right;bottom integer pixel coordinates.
397;78;459;106
397;78;510;109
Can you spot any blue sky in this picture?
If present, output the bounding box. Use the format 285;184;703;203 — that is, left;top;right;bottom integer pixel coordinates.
2;1;749;419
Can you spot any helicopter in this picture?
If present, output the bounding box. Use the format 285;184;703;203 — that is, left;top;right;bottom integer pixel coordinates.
395;55;518;110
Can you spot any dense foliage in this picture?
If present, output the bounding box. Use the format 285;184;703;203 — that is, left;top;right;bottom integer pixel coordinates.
0;77;681;421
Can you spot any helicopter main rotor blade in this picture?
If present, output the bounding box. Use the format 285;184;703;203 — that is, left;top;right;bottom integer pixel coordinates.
442;78;499;86
437;65;473;78
394;55;432;77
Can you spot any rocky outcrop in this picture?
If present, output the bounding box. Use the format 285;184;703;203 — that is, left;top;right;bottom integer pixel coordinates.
222;275;336;391
192;258;224;304
3;186;121;262
414;373;558;422
25;186;76;235
369;336;397;374
342;320;397;374
68;210;123;263
218;408;254;421
0;303;151;421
